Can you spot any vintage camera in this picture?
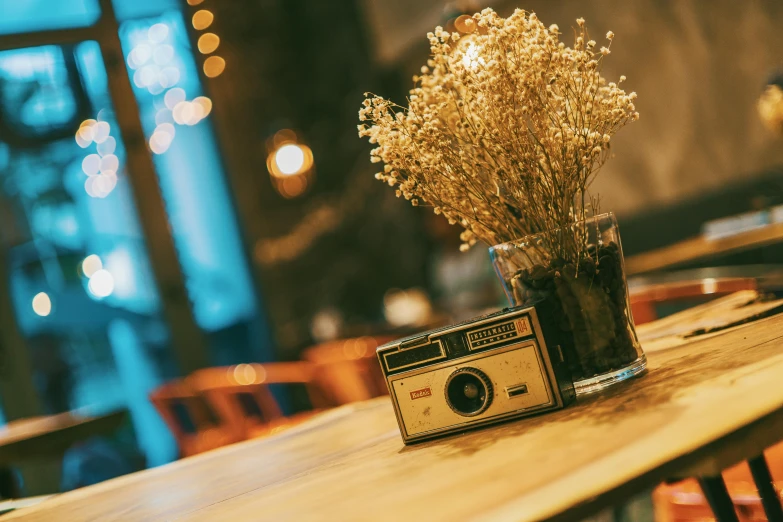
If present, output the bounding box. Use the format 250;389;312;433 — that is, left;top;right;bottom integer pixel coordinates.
377;303;575;443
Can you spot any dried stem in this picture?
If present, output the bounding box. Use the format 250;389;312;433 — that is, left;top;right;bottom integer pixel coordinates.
358;9;639;262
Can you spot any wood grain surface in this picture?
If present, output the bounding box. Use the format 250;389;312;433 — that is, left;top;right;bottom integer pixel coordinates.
624;222;783;275
0;410;127;465
7;308;783;521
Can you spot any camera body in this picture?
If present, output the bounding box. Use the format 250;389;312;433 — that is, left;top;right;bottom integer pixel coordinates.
377;304;575;444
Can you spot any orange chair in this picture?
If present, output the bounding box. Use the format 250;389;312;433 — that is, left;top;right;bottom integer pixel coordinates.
149;379;239;458
630;277;757;325
189;362;330;440
654;443;783;521
302;336;395;405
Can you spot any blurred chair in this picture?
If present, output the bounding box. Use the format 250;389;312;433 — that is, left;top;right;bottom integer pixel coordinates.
654;442;783;521
149;379;238;458
189;363;330;440
302;336;395;405
630;276;758;325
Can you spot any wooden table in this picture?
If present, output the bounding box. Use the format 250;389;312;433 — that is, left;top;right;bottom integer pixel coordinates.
625;222;783;275
7;304;783;521
0;410;127;498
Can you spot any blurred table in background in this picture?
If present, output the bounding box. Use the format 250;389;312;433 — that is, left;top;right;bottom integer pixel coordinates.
628;265;783;324
6;292;783;521
625;223;783;275
0;410;127;498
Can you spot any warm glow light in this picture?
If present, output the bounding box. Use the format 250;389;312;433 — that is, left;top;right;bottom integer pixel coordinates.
187;102;204;124
75;133;91;148
172;101;194;125
88;269;115;298
85;173;118;198
192;96;212;118
462;42;485;70
192;10;214;30
198;33;220;54
187;0;204;4
383;288;433;327
95;172;118;196
277;174;308;198
82;254;103;277
274;144;306;176
454;14;476;34
702;278;718;294
92;121;110;143
203;56;225;78
149;130;174;154
77;124;95;144
100;154;119;173
232;364;260;385
156;122;175;137
32;292;52;317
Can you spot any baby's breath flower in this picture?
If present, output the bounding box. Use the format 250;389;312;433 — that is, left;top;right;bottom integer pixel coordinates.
358;9;638;256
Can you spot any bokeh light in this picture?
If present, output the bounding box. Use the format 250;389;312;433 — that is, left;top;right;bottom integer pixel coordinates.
192;96;213;118
77;124;95;144
148;23;169;44
203;56;225;78
232;364;261;385
88;269;115;298
192;10;214;30
277;174;309;198
82;254;102;277
100;154;119;173
164;87;186;110
172;101;194;125
150;129;174;154
82;154;101;176
127;23;181;95
32;292;52;317
198;33;220;54
383;288;433;327
97;136;116;157
274;144;306;176
85;172;118;198
92;121;110;143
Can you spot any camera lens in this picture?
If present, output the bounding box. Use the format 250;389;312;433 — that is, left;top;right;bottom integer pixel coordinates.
445;368;493;416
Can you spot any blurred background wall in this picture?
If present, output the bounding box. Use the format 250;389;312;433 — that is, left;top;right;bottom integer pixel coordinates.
364;0;783;216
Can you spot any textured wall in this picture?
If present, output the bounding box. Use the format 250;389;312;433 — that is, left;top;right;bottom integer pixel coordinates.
362;0;783;217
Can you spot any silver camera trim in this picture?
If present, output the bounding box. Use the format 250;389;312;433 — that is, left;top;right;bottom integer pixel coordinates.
383;308;565;443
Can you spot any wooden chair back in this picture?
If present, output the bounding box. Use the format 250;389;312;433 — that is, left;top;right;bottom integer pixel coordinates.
629;277;758;325
653;441;783;521
189;362;330;440
302;336;395;405
148;379;238;458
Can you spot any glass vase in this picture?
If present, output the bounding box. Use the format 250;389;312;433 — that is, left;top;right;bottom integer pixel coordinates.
489;212;646;395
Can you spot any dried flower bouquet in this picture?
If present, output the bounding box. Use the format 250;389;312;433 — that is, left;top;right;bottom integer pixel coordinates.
359;8;645;388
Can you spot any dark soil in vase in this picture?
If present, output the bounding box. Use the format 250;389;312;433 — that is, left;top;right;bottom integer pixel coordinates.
510;242;640;381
